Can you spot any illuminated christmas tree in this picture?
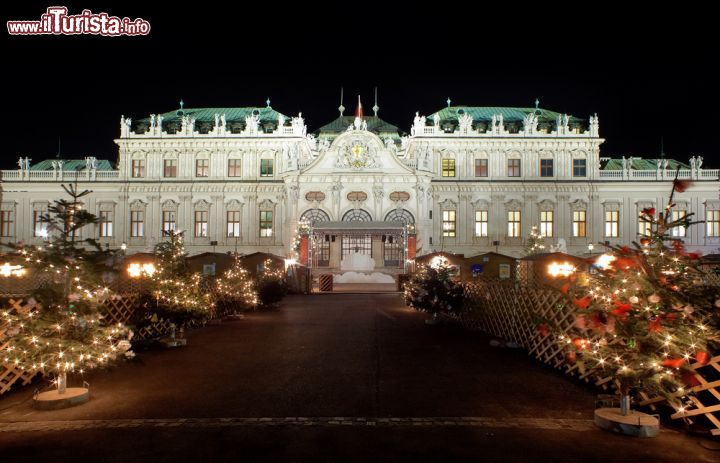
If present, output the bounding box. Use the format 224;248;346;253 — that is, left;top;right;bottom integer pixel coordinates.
403;259;464;317
214;255;257;314
144;230;214;322
524;225;546;256
559;177;720;414
256;259;287;308
1;184;131;394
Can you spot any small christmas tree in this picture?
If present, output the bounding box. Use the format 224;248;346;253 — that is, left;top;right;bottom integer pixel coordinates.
256;259;287;308
559;176;720;414
403;259;464;318
145;230;214;323
1;184;131;394
524;225;546;256
214;255;257;315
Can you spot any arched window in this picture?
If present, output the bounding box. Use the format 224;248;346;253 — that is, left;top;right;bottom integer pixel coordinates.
384;209;414;224
342;209;372;221
299;208;330;224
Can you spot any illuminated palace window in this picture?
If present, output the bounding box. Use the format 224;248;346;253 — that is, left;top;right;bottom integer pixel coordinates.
442;210;456;237
228;159;242;177
162;211;176;233
671;210;687;237
130;210;144;237
196;159;209;177
507;159;521;177
259;211;273;237
99;210;113;237
707;209;720;237
474;210;488;237
442;159;456;177
605;210;619;237
164;159;177;178
195;211;208;237
572;210;587;237
507;210;521;237
474;158;488;177
227;211;241;237
132;159;145;178
638;217;652;237
539;210;553;237
33;210;47;237
0;210;14;237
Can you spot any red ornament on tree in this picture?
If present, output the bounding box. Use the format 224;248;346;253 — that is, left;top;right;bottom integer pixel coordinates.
696;351;710;365
661;358;685;369
565;351;577;364
573;296;591;309
536;323;549;337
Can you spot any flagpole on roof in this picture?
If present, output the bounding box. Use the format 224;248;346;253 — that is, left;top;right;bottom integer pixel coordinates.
355;95;363;118
338;87;345;116
373;87;379;117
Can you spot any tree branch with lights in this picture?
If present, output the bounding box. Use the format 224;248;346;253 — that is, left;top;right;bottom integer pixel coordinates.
557;175;720;414
1;184;131;394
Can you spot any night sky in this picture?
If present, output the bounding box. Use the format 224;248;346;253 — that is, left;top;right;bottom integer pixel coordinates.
2;2;717;169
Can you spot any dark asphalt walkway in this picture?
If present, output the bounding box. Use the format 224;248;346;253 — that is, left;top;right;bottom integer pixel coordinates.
0;294;715;462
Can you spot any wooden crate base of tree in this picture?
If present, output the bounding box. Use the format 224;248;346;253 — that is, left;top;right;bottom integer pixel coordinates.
594;408;659;438
33;387;89;410
159;337;187;348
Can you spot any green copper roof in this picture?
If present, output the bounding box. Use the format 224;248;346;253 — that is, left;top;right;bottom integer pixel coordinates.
316;115;403;137
30;159;114;171
428;106;583;124
137;106;290;124
601;158;689;170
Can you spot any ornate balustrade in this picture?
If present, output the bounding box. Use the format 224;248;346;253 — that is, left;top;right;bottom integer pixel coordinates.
0;170;119;181
598;168;718;181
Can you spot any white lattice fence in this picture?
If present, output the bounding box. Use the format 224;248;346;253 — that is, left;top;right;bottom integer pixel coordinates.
0;299;41;395
462;281;720;435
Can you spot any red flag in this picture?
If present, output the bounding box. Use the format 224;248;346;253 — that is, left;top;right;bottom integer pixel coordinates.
673;179;693;193
355;95;364;118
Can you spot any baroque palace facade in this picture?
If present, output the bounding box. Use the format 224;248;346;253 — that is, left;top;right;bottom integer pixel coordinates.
1;99;719;270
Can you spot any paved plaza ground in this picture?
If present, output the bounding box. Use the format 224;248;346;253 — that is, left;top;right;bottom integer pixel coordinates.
0;293;717;462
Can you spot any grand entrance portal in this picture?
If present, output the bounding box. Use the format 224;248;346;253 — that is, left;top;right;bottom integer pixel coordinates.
302;221;413;275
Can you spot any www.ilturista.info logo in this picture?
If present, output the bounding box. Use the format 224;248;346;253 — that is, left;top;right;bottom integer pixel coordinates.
7;7;150;36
